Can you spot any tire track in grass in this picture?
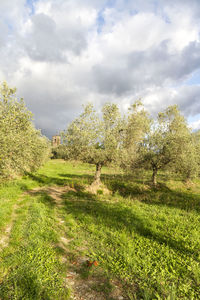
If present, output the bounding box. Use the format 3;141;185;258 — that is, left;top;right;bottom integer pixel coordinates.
0;205;17;249
0;191;70;300
0;184;26;251
0;197;23;250
27;185;126;300
0;184;127;299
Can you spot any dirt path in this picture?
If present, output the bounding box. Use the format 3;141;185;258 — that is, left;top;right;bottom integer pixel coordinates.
0;199;22;250
26;185;126;300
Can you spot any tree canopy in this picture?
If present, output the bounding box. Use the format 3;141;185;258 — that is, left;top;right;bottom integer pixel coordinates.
139;105;197;185
63;102;199;188
62;103;123;187
0;81;50;179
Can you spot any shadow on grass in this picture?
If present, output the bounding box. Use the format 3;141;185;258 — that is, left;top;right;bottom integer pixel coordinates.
146;187;200;213
59;173;93;181
26;190;57;207
107;179;200;213
27;171;200;213
26;173;68;186
62;190;199;260
27;173;94;190
61;190;96;202
0;270;52;300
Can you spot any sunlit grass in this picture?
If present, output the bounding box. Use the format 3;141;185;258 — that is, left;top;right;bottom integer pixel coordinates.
0;159;200;299
0;169;70;299
61;189;200;299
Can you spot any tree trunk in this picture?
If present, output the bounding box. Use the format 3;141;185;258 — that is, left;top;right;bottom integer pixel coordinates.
152;167;157;187
93;163;102;186
184;170;192;184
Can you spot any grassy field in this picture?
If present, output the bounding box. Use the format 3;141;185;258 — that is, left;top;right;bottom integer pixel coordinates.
0;160;200;299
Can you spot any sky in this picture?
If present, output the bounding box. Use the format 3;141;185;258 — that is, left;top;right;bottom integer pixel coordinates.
0;0;200;137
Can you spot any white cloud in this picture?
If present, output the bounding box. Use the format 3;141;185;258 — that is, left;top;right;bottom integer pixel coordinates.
190;119;200;130
0;0;200;137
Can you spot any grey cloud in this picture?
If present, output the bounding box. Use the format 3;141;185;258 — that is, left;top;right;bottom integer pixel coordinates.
174;86;200;116
92;64;132;95
1;0;200;137
141;85;200;120
129;41;200;85
0;0;28;77
59;28;87;56
0;21;9;48
0;38;24;80
24;13;67;62
23;12;88;62
181;42;200;76
91;41;200;96
16;78;86;137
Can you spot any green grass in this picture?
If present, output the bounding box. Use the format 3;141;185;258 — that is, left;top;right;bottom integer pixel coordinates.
0;196;69;299
0;159;200;299
0;172;70;299
61;191;200;299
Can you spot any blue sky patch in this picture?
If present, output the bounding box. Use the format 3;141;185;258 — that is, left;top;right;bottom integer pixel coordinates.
97;9;105;33
184;71;200;86
26;0;38;15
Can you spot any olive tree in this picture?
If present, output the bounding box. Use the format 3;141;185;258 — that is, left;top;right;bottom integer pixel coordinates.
193;130;200;175
120;100;151;171
140;105;196;185
178;130;200;181
0;81;50;179
62;103;123;188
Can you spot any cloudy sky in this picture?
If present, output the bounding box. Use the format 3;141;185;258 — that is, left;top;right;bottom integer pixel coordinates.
1;0;200;137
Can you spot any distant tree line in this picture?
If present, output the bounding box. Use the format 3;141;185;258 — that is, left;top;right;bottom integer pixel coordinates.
0;81;50;180
51;144;68;160
60;101;200;188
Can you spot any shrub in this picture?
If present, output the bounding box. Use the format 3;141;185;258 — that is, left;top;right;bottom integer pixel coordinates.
51;144;69;159
0;81;50;179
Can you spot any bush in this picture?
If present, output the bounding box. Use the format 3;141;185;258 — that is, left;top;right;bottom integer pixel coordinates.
51;144;69;159
0;81;50;179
